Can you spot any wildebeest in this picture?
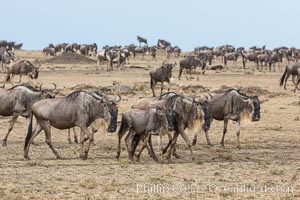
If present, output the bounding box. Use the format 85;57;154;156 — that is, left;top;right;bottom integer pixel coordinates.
4;60;40;86
223;52;239;66
257;53;273;71
241;51;258;69
150;46;157;59
279;62;300;90
14;43;23;50
24;91;119;160
116;107;169;162
208;65;224;71
133;46;149;59
137;36;148;46
0;48;14;70
43;47;56;56
132;93;210;163
0;84;57;146
67;92;121;144
193;89;261;148
178;56;206;80
150;62;175;97
157;39;171;49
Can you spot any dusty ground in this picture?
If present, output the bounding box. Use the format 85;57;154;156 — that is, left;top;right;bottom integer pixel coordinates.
0;50;299;200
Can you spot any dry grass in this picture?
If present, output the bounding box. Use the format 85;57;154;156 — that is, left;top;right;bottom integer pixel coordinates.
0;50;299;199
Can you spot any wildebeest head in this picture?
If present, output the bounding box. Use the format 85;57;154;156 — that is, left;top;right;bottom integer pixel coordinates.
163;62;174;82
39;83;58;98
251;96;260;121
104;94;121;132
197;100;211;131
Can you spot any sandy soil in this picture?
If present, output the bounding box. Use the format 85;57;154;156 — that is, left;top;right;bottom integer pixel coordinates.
0;50;299;199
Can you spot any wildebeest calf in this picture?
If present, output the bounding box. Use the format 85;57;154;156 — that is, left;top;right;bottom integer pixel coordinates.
116;107;169;162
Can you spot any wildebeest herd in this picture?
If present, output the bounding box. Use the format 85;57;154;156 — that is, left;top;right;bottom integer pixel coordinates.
0;36;299;165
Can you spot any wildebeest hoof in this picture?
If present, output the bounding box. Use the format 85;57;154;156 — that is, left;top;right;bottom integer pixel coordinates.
173;152;180;159
32;141;39;146
2;140;7;146
191;156;195;161
24;156;31;160
192;139;196;146
81;155;88;160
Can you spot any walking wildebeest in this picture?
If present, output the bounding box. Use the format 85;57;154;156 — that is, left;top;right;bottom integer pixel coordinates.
116;107;169;162
24;91;119;160
4;60;40;86
192;89;261;148
131;93;210;163
179;56;206;80
150;62;175;97
279;62;300;90
67;92;121;144
0;48;14;70
0;84;57;146
137;36;148;46
241;51;258;69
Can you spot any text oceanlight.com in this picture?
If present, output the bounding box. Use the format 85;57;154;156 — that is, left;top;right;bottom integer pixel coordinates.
136;183;293;195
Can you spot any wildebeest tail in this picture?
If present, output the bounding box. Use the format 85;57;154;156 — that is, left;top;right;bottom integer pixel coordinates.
24;113;33;150
279;66;287;87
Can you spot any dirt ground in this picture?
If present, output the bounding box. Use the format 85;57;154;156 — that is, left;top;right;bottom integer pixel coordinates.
0;50;299;200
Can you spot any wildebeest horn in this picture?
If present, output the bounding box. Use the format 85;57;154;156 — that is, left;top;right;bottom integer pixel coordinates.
39;83;45;92
51;83;57;91
113;94;121;103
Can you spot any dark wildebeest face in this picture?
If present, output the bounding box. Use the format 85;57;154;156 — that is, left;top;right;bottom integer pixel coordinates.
199;101;211;131
32;68;39;79
107;102;118;132
251;96;260;121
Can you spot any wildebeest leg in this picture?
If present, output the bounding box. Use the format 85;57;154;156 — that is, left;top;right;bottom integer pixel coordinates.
2;113;20;146
67;129;72;144
125;128;135;160
151;80;157;97
178;66;184;80
19;74;22;83
179;128;195;161
292;75;296;84
167;131;179;163
160;82;164;96
24;123;43;160
10;74;15;86
293;76;300;92
236;120;241;149
116;123;130;159
220;119;228;148
73;127;78;143
79;126;94;160
284;73;290;90
159;133;164;162
42;121;61;159
136;133;150;162
147;135;159;162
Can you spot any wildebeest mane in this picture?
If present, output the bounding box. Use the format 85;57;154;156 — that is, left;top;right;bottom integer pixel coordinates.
66;90;103;102
8;84;40;92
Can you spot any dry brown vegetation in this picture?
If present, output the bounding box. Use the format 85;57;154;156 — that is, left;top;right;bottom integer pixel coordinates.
0;50;299;199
